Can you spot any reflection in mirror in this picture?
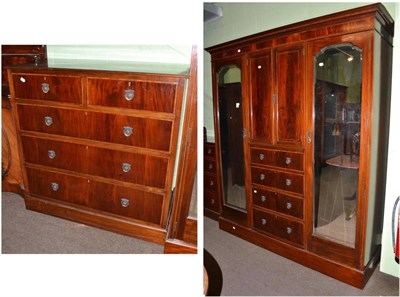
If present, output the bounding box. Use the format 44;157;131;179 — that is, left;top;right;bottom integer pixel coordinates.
313;44;362;247
217;64;246;211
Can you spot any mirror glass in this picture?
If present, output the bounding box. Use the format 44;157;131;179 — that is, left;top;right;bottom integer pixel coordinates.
217;64;246;211
313;44;362;247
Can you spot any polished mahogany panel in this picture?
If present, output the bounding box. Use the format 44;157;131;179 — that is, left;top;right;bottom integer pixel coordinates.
252;186;303;219
89;181;163;224
275;45;304;146
250;147;304;171
249;50;273;143
87;78;176;113
251;166;303;195
12;73;82;104
26;167;89;206
253;208;304;246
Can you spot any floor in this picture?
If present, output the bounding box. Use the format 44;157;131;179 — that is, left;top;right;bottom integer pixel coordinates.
204;216;399;296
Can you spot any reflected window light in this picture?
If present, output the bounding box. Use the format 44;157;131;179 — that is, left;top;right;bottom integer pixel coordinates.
318;62;324;67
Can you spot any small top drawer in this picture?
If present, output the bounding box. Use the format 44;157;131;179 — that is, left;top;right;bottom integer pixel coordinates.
250;148;303;171
87;78;177;113
12;73;82;104
204;143;216;158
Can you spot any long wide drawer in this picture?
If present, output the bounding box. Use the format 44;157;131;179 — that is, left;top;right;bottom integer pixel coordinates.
253;208;304;247
251;166;303;195
26;167;163;225
252;187;303;219
22;136;169;189
17;104;172;151
11;73;82;104
87;78;178;113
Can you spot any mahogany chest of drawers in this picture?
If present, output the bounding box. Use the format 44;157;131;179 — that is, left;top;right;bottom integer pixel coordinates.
204;142;221;220
8;67;186;245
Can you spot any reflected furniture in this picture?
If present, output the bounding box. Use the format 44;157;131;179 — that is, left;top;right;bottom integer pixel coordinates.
2;45;47;195
205;3;393;288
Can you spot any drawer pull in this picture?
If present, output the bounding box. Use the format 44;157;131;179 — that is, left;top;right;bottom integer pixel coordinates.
260;174;265;181
286;202;292;209
122;163;132;173
51;182;59;191
259;153;265;161
208;163;213;170
123;126;133;137
285;157;292;165
120;198;130;207
48;150;56;159
286;178;292;186
261;218;267;225
261;195;266;202
209;180;214;186
41;83;50;94
124;89;135;101
211;198;215;204
207;148;212;155
44;116;53;126
286;227;292;234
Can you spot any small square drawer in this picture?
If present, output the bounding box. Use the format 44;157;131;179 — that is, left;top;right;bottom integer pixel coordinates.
204;190;220;211
250;148;303;171
26;167;89;206
204;174;217;192
87;78;177;113
89;181;163;225
253;208;304;247
204;143;216;158
251;166;303;195
204;159;217;174
12;73;82;104
252;187;303;219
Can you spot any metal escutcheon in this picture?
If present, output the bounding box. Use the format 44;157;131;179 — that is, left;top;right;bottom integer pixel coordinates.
261;195;266;202
122;162;131;173
285;157;291;165
259;153;265;161
41;83;50;94
124;89;135;101
120;198;130;207
286;179;292;186
286;227;292;234
260;173;265;181
286;202;292;209
48;150;56;159
261;218;267;225
123;126;133;137
51;182;59;191
44;116;53;126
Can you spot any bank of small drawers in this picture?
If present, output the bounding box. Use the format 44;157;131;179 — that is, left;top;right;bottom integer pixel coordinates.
204;142;220;213
11;69;184;227
250;147;305;247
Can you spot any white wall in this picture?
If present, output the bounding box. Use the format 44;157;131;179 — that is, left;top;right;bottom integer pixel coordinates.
204;2;399;277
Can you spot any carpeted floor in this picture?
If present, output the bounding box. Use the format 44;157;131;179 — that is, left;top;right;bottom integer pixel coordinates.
1;192;163;254
204;216;400;296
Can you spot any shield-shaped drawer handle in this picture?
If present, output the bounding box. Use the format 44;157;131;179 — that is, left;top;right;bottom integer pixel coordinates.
44;116;53;126
41;83;50;94
120;198;130;207
51;182;59;191
286;179;292;186
123;126;133;137
48;150;56;159
122;163;131;173
125;89;135;101
260;174;265;181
